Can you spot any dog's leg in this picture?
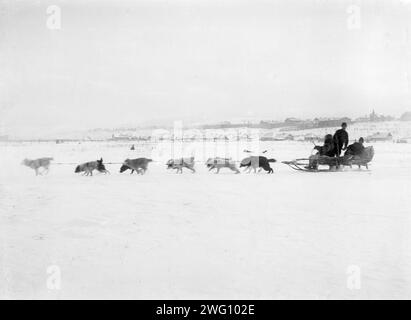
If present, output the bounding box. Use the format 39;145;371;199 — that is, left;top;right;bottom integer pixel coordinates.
232;166;240;174
216;167;220;174
41;166;49;175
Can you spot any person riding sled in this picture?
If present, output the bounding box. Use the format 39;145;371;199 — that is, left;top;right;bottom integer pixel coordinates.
344;137;365;157
333;122;349;156
306;134;335;170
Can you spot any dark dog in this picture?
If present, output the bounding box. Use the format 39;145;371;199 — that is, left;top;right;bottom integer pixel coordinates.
240;156;276;173
75;158;109;176
120;158;152;175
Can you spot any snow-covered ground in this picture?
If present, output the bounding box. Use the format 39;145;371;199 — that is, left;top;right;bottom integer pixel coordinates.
1;140;411;299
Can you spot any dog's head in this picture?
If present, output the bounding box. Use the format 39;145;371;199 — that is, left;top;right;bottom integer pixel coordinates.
119;164;129;173
205;158;214;167
96;158;107;172
166;159;174;169
21;159;29;166
239;157;251;167
75;165;81;173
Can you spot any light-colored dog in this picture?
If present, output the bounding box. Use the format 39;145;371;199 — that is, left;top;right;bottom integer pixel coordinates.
166;157;196;173
205;157;240;174
22;157;53;175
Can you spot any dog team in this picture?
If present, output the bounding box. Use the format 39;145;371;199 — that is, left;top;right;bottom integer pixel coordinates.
21;155;277;176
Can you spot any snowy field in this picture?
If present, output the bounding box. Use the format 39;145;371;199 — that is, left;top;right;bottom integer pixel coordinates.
1;140;411;299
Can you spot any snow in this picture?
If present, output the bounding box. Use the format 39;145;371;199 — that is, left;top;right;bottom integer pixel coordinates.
1;140;411;299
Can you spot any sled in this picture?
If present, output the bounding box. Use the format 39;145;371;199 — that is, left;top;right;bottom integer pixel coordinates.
282;146;374;172
281;158;341;172
346;146;375;169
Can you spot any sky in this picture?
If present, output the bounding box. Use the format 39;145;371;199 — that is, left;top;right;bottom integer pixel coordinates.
1;0;411;137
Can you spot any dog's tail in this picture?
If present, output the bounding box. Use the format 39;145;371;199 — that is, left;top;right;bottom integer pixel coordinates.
147;159;153;162
45;157;54;161
267;158;277;163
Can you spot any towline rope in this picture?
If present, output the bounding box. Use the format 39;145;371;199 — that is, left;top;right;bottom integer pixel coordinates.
52;160;244;165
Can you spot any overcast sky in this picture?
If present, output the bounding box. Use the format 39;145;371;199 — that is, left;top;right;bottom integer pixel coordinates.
1;0;411;136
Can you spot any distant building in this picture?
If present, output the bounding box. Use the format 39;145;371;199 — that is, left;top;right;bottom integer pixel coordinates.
284;117;303;125
366;132;393;142
258;120;285;129
400;112;411;121
356;110;395;122
370;110;378;122
314;117;351;128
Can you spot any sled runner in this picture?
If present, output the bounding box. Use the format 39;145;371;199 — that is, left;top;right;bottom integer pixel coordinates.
282;146;374;172
281;158;339;172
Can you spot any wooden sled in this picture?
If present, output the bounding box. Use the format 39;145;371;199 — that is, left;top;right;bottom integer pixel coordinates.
282;146;374;172
343;146;374;169
281;158;340;172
